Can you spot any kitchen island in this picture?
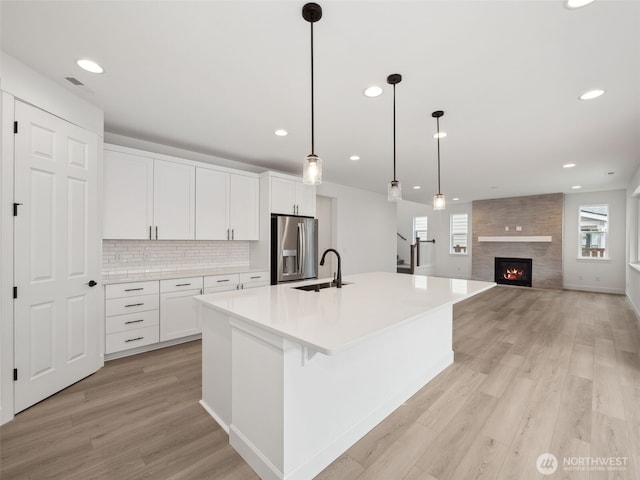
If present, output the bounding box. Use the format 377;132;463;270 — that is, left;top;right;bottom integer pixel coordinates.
195;272;495;480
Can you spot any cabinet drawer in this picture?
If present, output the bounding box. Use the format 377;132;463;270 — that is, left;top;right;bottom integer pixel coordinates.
105;281;159;299
239;271;269;285
105;326;159;354
160;276;203;293
203;273;239;289
106;310;160;334
241;280;269;289
106;294;159;317
203;285;238;295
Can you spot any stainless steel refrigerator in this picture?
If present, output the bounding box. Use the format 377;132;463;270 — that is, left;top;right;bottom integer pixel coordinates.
271;215;318;284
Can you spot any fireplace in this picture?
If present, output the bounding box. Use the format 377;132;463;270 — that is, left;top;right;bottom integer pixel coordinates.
494;257;532;287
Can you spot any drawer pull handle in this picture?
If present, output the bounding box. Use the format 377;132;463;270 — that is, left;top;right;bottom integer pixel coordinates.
124;288;144;292
217;279;229;283
125;337;144;343
125;319;144;325
175;283;191;287
124;303;144;308
250;276;261;279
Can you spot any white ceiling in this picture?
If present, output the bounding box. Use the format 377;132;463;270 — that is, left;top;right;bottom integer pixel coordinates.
2;0;639;204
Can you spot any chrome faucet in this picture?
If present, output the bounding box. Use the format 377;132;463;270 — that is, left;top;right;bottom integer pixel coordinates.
319;248;342;288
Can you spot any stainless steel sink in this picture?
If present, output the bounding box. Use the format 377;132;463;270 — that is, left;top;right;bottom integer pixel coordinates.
293;281;351;292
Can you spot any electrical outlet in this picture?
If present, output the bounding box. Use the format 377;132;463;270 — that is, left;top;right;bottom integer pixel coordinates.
516;226;522;232
505;226;510;231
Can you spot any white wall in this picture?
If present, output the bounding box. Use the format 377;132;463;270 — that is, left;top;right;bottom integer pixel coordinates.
316;182;396;275
432;202;473;279
626;165;640;317
563;189;626;294
0;52;104;424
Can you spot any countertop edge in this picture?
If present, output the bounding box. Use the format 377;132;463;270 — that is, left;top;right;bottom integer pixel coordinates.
101;266;268;285
195;278;497;356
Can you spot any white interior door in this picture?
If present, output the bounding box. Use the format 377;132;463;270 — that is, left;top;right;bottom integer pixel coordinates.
14;101;101;413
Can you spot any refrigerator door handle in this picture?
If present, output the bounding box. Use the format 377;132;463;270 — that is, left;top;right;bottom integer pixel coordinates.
297;223;302;273
300;223;305;276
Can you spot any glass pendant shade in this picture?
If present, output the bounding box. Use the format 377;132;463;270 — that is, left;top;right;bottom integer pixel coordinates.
303;154;322;185
388;180;402;202
433;193;446;210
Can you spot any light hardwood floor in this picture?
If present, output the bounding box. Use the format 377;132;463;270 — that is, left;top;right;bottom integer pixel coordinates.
1;286;639;479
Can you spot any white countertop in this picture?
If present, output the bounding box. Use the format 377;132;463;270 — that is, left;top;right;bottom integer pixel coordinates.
102;266;267;285
195;272;495;354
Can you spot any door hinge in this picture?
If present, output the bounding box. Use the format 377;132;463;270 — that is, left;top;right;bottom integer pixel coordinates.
14;121;18;134
13;286;17;299
13;203;22;216
13;369;18;381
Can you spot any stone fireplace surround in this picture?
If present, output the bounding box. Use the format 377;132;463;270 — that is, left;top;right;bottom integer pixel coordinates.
471;193;563;289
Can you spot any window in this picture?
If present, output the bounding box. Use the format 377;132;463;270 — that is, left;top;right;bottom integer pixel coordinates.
450;213;468;254
414;216;428;241
579;204;608;259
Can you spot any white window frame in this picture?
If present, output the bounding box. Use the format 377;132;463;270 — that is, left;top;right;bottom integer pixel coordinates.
450;213;468;255
414;216;428;242
578;204;609;260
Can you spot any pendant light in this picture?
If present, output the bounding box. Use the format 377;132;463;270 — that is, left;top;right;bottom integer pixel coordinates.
432;110;446;210
302;3;322;185
387;74;402;202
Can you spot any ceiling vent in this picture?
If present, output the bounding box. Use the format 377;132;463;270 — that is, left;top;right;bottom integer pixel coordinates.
65;76;84;86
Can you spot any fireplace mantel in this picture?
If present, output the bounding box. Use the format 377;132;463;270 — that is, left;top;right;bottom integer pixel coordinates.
477;236;552;243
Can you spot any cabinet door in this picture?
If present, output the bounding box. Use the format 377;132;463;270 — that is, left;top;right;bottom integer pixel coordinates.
295;182;316;217
160;289;201;341
229;174;259;240
270;177;296;215
103;150;153;239
196;168;229;240
153;160;195;240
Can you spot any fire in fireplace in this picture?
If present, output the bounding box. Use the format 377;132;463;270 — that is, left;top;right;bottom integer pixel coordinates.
494;257;532;287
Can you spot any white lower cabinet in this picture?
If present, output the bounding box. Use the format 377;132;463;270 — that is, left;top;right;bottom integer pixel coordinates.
239;271;269;289
159;277;204;341
105;272;268;357
105;281;160;354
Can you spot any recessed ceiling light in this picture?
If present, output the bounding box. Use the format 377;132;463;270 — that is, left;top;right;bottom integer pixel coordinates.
572;185;582;189
363;86;383;98
452;197;460;201
563;163;576;168
565;0;595;9
413;186;421;190
433;132;447;139
274;129;288;136
579;89;605;100
76;59;104;74
349;155;360;161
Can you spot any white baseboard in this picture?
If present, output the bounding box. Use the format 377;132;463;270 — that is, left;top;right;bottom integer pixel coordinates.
199;399;229;434
563;284;625;295
626;292;640;322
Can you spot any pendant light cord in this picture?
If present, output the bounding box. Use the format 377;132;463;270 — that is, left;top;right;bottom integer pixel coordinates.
436;116;441;195
393;83;396;181
310;21;315;156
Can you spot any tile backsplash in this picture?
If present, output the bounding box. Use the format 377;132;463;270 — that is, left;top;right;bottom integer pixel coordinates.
102;240;251;275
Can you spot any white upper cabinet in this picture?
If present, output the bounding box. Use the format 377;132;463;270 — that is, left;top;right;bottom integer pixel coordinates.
295;181;316;217
196;169;259;241
103;150;154;239
103;149;195;240
195;168;228;240
153;159;195;240
229;173;259;240
271;176;315;217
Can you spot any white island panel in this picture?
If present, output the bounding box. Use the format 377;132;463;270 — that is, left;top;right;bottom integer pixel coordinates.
196;272;495;480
